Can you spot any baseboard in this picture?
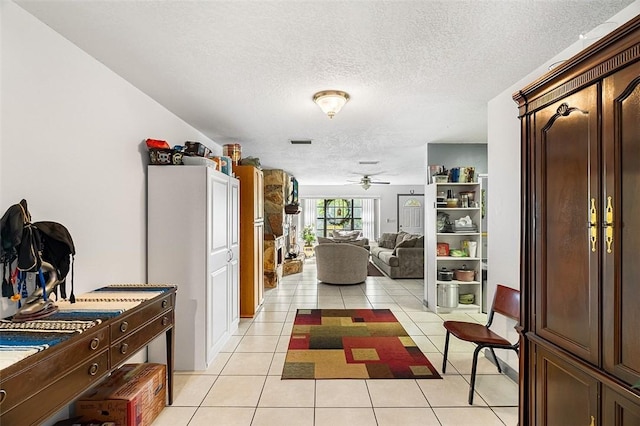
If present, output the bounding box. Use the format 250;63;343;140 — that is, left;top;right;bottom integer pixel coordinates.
483;348;519;383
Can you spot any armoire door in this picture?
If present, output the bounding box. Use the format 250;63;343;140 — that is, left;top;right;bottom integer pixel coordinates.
535;345;599;426
255;222;264;308
602;60;640;387
254;167;264;222
533;86;600;365
603;385;640;426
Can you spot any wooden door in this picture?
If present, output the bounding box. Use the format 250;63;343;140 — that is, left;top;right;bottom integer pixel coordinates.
602;61;640;386
532;86;600;365
535;345;599;426
602;385;640;426
255;168;264;221
255;222;265;309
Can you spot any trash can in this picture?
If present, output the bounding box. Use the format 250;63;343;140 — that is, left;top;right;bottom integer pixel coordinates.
437;283;459;308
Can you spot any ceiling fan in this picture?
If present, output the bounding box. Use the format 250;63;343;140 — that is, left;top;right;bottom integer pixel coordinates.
348;175;391;190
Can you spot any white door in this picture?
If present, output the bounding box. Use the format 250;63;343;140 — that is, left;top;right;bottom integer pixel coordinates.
229;178;240;331
206;169;230;365
398;194;424;235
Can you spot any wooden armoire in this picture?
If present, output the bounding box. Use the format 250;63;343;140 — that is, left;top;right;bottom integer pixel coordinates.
233;165;265;317
514;16;640;426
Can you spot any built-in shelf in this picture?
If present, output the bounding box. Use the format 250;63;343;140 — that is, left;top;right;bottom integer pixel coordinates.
436;280;481;285
426;181;483;314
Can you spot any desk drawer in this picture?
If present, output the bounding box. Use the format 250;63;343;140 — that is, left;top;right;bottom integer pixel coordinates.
0;350;109;426
111;311;173;367
110;293;173;342
0;326;108;414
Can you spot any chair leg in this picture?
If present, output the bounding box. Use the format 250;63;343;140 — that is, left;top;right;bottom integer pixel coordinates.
442;331;450;373
488;347;502;373
469;345;483;405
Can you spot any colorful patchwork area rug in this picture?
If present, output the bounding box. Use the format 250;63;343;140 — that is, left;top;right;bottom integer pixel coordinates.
282;309;442;379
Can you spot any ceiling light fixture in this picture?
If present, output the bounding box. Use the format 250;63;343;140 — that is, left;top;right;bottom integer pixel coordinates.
313;90;350;119
361;182;371;190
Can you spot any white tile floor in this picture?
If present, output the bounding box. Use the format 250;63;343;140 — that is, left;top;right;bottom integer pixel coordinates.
153;259;518;426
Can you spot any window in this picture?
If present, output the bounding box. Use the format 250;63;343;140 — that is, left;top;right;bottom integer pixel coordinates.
316;199;363;237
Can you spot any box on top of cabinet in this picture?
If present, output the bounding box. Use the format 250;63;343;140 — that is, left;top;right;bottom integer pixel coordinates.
75;363;166;426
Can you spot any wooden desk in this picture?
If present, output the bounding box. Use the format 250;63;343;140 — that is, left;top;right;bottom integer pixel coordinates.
0;285;176;425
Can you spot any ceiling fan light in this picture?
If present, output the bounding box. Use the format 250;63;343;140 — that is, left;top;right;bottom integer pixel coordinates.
313;90;350;119
361;182;371;190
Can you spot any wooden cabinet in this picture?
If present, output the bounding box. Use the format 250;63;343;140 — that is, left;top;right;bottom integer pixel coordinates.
233;165;265;317
602;60;640;388
0;286;175;425
515;15;640;426
147;165;239;370
425;182;482;313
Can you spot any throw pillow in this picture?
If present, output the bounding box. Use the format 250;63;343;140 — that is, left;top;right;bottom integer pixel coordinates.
393;237;417;255
395;231;409;247
378;233;397;249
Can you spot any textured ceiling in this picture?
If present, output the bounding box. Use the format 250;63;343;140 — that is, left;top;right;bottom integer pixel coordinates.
15;0;634;185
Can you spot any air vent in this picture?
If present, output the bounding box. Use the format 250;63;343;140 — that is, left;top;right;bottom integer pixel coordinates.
358;161;379;165
290;140;312;145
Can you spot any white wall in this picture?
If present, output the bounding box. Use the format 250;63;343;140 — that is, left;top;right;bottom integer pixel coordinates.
486;2;640;372
0;1;221;319
299;184;425;237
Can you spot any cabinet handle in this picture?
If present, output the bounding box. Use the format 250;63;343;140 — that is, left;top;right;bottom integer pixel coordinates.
589;415;595;426
120;343;128;354
88;363;99;376
588;198;597;252
162;316;169;326
162;300;168;308
89;337;100;350
120;321;128;333
0;390;6;405
603;196;613;254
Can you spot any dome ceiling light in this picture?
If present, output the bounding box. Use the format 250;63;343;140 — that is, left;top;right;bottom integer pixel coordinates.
313;90;350;119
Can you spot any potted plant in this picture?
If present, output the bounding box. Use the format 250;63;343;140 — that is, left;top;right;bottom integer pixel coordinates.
302;225;316;246
301;225;316;257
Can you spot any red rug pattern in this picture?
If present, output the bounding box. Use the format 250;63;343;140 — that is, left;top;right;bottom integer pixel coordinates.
282;309;442;379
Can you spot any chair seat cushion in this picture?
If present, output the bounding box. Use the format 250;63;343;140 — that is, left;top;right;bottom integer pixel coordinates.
443;321;511;346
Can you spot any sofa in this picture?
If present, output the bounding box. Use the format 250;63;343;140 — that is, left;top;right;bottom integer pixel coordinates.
370;231;424;279
314;243;369;285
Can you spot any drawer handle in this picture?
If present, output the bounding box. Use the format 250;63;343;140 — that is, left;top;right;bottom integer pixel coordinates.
162;300;168;308
0;390;6;405
162;316;169;326
120;321;129;333
120;343;129;354
90;337;100;350
88;363;99;376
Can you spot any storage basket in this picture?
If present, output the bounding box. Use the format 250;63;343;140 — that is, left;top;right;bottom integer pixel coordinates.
149;148;182;165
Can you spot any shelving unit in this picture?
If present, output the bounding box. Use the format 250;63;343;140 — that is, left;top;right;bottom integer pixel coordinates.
425;182;482;313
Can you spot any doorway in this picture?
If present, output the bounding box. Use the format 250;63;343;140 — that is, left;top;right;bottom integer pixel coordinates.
397;194;424;235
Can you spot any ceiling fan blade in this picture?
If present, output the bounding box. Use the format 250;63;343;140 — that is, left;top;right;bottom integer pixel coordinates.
371;181;390;184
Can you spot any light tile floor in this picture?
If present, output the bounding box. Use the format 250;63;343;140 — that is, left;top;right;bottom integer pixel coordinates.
154;259;518;426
